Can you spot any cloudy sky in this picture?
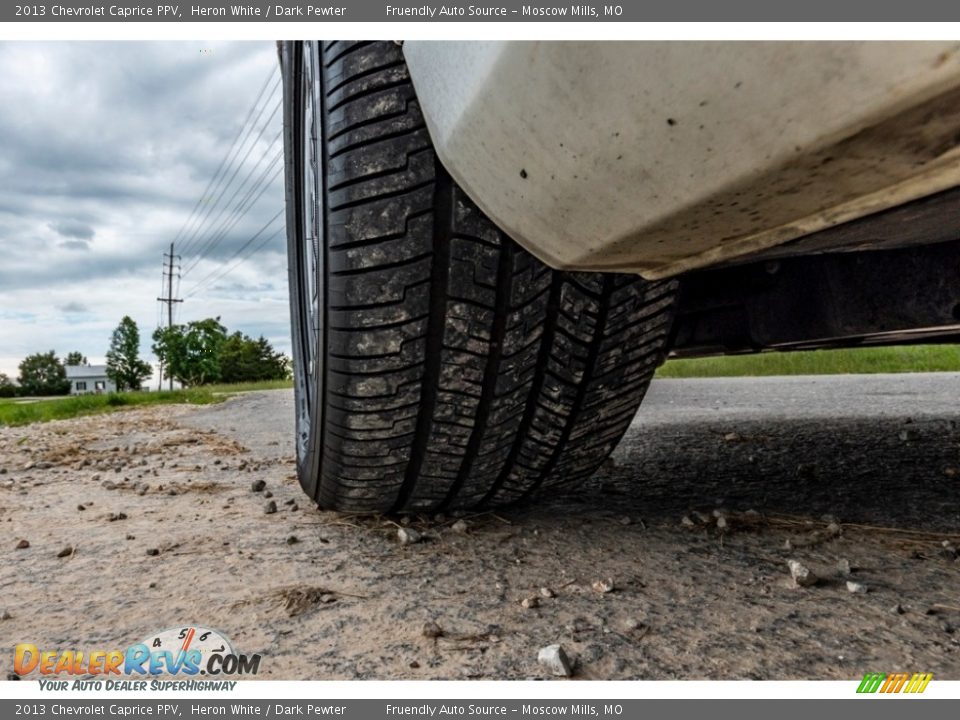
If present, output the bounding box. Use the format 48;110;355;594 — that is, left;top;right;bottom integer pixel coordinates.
0;41;287;382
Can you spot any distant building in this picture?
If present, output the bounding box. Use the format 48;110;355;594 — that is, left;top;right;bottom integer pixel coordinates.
66;365;116;395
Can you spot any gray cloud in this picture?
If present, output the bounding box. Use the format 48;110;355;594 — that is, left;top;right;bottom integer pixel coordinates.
59;302;89;313
49;219;95;240
0;42;288;377
59;239;91;250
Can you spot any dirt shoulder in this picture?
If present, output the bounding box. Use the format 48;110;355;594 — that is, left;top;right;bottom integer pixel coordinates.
1;383;958;680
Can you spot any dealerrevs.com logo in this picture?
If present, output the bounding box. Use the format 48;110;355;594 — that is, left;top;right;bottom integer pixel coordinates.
15;626;261;688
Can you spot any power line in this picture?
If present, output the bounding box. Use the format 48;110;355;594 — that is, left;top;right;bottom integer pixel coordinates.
176;69;279;259
183;211;285;299
178;88;281;260
180;137;283;279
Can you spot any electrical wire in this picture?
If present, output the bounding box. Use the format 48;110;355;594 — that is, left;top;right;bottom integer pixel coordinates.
178;89;281;261
175;67;277;258
183;211;285;299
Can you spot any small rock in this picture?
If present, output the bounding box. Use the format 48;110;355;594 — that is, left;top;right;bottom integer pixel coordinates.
450;519;469;534
108;512;128;522
846;581;868;594
539;587;555;598
23;461;35;470
899;428;920;442
136;484;148;496
618;516;632;526
715;516;729;531
15;539;29;550
264;490;273;499
77;504;86;511
825;522;842;537
102;479;116;490
264;500;277;515
622;617;647;632
521;597;540;609
91;473;101;482
251;479;266;492
421;620;443;638
57;546;74;558
400;516;412;526
680;515;696;528
0;609;11;621
787;559;818;587
837;559;852;577
146;548;160;556
891;603;905;615
723;432;740;443
286;535;299;545
591;578;615;594
409;660;420;669
537;644;573;677
289;503;298;512
398;527;421;545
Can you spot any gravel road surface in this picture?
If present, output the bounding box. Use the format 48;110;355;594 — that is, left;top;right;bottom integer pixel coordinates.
2;374;958;681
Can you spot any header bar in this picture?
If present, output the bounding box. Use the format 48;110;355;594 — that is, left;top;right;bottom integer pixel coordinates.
8;1;960;23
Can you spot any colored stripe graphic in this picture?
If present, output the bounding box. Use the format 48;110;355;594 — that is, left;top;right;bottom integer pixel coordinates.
857;672;932;694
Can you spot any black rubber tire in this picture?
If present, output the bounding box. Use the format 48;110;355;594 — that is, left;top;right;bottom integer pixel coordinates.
281;40;678;513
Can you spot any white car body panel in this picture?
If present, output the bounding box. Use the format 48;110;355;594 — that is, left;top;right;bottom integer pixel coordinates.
404;41;960;278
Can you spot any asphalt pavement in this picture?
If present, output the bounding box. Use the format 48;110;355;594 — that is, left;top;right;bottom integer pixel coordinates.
610;373;960;532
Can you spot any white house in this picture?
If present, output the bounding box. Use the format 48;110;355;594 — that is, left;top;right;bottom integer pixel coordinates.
66;365;116;395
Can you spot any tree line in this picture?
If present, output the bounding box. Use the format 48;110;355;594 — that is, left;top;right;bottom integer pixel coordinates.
152;317;290;388
0;316;289;398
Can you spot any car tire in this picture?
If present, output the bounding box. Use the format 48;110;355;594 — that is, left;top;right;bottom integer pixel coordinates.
280;40;678;512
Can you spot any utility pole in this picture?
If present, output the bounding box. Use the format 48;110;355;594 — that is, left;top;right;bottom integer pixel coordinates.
157;242;183;391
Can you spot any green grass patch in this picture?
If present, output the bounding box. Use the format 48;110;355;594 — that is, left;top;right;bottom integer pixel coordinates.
657;344;960;379
0;379;293;428
0;388;223;428
204;378;293;394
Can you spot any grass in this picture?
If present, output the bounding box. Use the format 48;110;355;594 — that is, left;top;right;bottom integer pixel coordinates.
0;381;290;427
0;379;292;428
0;389;223;428
204;378;293;393
657;344;960;378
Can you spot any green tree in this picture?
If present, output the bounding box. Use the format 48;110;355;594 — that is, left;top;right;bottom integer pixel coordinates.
64;351;88;366
105;316;153;392
17;351;70;396
0;373;16;398
219;332;291;383
152;317;227;387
